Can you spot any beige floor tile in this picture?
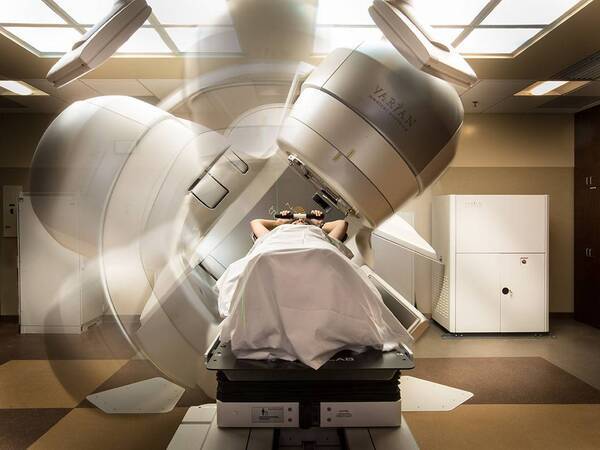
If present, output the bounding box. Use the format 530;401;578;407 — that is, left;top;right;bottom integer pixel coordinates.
415;319;600;390
0;360;128;408
405;404;600;450
30;407;187;450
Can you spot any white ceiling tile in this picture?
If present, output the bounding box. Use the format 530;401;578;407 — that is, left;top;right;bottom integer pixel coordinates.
53;0;115;24
115;27;170;53
416;0;490;26
0;0;65;24
3;27;82;53
484;95;554;113
81;79;153;96
458;28;541;54
138;79;183;99
148;0;232;25
431;28;464;45
461;79;536;112
24;79;99;102
482;0;582;25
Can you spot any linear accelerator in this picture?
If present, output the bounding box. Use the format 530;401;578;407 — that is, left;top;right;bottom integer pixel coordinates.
30;1;477;448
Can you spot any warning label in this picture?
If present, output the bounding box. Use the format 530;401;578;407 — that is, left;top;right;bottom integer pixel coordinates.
251;406;284;424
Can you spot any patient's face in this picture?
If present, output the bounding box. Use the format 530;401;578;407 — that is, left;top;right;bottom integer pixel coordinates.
292;219;308;225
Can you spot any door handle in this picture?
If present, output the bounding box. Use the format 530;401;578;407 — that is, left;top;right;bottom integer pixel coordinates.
502;287;511;295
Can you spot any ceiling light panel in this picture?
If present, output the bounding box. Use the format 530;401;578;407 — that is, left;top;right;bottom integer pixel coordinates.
529;80;569;95
52;0;116;25
313;26;383;55
482;0;583;25
148;0;232;25
415;0;491;26
316;0;374;25
0;0;65;24
166;27;241;53
3;27;82;53
431;28;465;45
0;80;49;96
115;27;171;53
458;28;541;54
0;80;33;95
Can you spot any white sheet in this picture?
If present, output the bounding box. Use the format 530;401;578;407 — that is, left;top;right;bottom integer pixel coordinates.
216;224;411;369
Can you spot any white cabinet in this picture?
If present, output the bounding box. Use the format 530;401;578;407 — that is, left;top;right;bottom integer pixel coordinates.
499;253;546;333
433;195;549;333
18;195;105;334
456;254;501;332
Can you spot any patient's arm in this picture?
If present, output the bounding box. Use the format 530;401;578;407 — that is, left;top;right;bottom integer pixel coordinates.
322;219;348;241
250;217;290;238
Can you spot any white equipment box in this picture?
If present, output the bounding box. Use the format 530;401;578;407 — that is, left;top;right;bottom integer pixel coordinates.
432;195;549;333
18;195;104;334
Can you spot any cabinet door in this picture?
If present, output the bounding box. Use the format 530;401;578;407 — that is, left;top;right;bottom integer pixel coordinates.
575;167;600;327
456;254;500;332
18;196;81;328
500;254;546;332
456;195;547;254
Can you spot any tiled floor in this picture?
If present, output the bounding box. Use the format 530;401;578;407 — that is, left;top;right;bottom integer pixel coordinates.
0;317;599;449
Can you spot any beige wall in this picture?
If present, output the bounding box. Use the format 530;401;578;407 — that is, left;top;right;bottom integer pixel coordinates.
0;113;55;315
401;113;574;314
0;112;576;316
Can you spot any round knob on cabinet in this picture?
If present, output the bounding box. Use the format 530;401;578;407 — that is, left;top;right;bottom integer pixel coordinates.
502;287;510;295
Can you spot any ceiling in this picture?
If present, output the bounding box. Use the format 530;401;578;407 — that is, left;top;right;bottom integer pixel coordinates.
0;0;599;115
0;0;591;57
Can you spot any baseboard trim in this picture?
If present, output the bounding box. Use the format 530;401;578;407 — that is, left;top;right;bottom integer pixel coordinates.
550;312;574;318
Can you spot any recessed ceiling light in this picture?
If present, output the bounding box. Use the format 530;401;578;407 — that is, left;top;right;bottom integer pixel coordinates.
458;28;541;54
515;80;589;96
147;0;232;25
166;27;241;53
316;0;374;25
3;27;82;53
415;0;490;26
530;80;568;95
0;80;48;96
0;80;33;95
313;27;382;55
482;0;582;26
431;28;464;45
53;0;116;25
115;28;171;54
0;0;65;24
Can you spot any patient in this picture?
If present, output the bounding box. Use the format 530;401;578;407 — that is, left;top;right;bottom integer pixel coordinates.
250;210;348;241
216;208;408;369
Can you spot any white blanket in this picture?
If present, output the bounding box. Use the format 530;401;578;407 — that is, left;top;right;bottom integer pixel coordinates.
216;224;410;369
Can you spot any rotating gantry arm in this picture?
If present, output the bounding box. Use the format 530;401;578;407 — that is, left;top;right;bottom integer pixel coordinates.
31;1;477;390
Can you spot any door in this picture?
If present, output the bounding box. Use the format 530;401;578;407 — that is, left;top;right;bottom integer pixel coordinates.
456;254;500;332
500;254;546;332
